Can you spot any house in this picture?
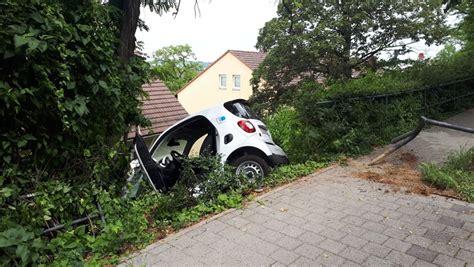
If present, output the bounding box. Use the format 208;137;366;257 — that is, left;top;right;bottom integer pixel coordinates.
129;80;188;145
176;50;266;114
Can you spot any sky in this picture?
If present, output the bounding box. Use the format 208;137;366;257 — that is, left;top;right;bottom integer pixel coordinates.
136;0;279;62
136;1;457;63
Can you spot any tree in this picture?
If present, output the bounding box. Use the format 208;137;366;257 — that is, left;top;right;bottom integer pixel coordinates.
150;44;203;92
252;0;450;110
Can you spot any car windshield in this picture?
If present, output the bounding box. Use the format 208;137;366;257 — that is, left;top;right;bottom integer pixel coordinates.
224;101;259;120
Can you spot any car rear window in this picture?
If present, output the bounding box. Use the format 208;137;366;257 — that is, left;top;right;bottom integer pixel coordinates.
224;101;259;120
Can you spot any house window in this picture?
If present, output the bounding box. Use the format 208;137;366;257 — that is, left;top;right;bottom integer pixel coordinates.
219;74;227;89
232;75;241;90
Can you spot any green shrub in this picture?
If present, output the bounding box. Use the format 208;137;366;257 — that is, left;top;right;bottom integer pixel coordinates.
421;147;474;201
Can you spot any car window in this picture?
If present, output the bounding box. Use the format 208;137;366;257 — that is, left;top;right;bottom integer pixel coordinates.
152;136;187;162
224;101;259;120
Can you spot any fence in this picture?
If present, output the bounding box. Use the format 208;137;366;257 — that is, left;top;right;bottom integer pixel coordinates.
314;76;474;112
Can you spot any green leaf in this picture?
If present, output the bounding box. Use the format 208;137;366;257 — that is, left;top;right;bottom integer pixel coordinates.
98;80;107;89
17;139;27;148
3;51;15;59
16;245;29;263
30;12;44;23
85;75;94;84
14;35;29;48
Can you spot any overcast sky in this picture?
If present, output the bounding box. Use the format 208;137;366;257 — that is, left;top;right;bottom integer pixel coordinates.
136;1;454;63
136;0;279;62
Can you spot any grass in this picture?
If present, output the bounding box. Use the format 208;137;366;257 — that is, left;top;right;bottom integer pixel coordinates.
421;147;474;201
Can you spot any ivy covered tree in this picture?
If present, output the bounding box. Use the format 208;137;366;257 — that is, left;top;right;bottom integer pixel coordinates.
150;44;203;92
251;0;451;112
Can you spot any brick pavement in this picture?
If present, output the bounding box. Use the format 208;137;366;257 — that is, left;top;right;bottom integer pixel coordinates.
120;166;474;266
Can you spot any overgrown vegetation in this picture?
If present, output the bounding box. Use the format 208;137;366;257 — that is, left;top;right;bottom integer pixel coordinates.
421;147;474;201
255;44;474;163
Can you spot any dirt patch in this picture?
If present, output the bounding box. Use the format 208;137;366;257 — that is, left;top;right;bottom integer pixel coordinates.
351;152;462;200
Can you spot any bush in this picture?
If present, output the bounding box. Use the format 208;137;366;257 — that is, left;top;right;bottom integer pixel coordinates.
421;147;474;201
260;49;474;163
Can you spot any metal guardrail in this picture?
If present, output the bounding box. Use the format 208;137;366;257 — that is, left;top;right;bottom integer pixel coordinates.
369;116;474;165
314;76;474;108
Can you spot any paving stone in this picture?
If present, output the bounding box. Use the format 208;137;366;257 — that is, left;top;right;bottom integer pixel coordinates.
361;221;388;233
257;228;285;243
340;234;368;249
378;201;401;211
318;238;347;254
439;215;465;228
412;259;437;267
362;212;384;222
385;249;417;266
463;222;474;232
297;231;325;246
398;205;420;216
363;255;395;266
450;203;473;214
421;220;447;232
290;256;315;266
433;254;466;267
455;249;474;262
406;245;439;262
404;235;433;248
361;231;389;244
270;247;300;265
340;224;367;237
146;243;172;255
319;227;347;241
384;227;409;239
383;238;412;253
275;234;304;251
294;243;323;260
444;225;471;239
417;211;441;221
399;214;424;226
193;230;221;245
247;212;271;224
340;247;370;264
428;241;459;256
423;229;453;243
314;251;346;266
342;215;366;226
266;219;290;231
451;236;474;252
280;225;305;238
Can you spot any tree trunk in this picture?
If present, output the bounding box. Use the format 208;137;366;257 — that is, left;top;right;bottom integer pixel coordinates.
340;0;352;79
111;0;141;63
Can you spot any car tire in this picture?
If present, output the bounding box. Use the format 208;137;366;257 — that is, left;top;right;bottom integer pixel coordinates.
231;154;270;180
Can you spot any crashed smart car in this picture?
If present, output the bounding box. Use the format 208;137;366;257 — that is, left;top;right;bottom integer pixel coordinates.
127;99;289;195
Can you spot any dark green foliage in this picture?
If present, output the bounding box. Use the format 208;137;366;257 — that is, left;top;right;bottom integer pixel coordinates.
260;48;474;163
421;147;474;201
0;0;151;265
253;0;450;106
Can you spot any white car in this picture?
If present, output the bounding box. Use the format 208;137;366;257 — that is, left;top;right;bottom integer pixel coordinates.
149;99;289;180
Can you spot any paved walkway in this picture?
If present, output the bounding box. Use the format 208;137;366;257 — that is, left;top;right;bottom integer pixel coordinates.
121;166;474;266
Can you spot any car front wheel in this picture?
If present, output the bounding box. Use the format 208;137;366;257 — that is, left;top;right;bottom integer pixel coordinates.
231;155;270;181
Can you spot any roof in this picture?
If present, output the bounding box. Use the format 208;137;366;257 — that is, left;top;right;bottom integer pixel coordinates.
228;50;267;70
176;49;266;95
129;80;188;139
